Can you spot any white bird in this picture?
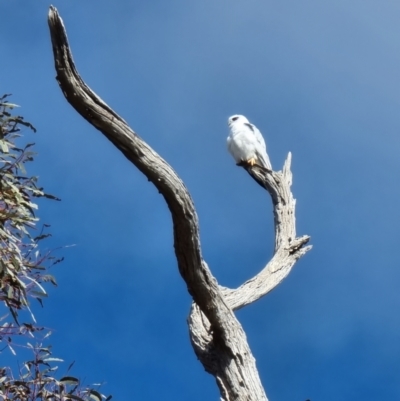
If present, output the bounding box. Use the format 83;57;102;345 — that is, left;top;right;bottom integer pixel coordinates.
227;115;272;170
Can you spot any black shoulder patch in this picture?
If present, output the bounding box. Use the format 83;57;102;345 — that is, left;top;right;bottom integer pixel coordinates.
244;123;255;132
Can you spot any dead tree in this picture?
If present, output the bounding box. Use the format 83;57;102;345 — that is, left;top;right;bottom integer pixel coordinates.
47;6;312;400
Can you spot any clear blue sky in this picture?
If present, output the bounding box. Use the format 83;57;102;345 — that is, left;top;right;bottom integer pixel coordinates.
2;1;400;400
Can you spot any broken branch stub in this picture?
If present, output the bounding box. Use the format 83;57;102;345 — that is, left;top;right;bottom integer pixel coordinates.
47;6;311;401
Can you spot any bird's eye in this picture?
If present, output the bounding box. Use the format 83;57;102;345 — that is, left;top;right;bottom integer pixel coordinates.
232;116;239;121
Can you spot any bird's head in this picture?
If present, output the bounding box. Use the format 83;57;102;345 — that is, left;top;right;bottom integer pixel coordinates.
228;114;249;128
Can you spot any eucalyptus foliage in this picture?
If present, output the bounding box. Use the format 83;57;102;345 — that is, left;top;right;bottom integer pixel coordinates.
0;94;60;326
0;95;111;401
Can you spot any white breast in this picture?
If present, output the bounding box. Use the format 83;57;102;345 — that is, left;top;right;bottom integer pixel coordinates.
227;130;257;163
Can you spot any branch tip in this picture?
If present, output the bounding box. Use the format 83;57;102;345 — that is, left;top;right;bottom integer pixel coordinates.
289;235;311;254
282;151;292;176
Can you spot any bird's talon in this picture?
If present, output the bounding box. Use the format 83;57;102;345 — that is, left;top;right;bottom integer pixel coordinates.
247;158;256;166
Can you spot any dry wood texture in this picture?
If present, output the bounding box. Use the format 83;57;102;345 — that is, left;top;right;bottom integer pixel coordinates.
47;6;311;400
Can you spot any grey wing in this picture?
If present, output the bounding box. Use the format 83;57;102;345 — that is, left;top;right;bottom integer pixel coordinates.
255;147;272;170
245;123;272;170
248;123;267;151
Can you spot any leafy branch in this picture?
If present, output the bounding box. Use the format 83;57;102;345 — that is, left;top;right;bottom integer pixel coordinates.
0;95;111;401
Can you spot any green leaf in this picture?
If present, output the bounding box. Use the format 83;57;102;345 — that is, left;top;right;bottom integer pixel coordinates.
42;274;58;286
43;357;64;363
60;376;80;385
2;102;20;109
64;395;85;401
0;140;9;153
8;343;16;355
31;290;49;298
87;389;102;401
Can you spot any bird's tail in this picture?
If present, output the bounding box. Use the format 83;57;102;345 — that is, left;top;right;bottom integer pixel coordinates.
258;151;272;171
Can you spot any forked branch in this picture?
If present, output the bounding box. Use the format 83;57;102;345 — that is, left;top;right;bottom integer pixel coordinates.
221;157;312;310
47;6;311;401
189;157;312;390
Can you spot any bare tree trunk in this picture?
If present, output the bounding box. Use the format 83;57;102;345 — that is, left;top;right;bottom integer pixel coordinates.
47;7;311;400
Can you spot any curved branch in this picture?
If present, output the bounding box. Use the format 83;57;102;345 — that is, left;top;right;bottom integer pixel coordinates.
47;7;271;400
221;153;312;310
188;154;312;390
47;5;227;335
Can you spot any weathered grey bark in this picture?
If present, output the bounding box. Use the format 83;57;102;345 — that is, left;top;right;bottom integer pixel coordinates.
47;6;311;401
